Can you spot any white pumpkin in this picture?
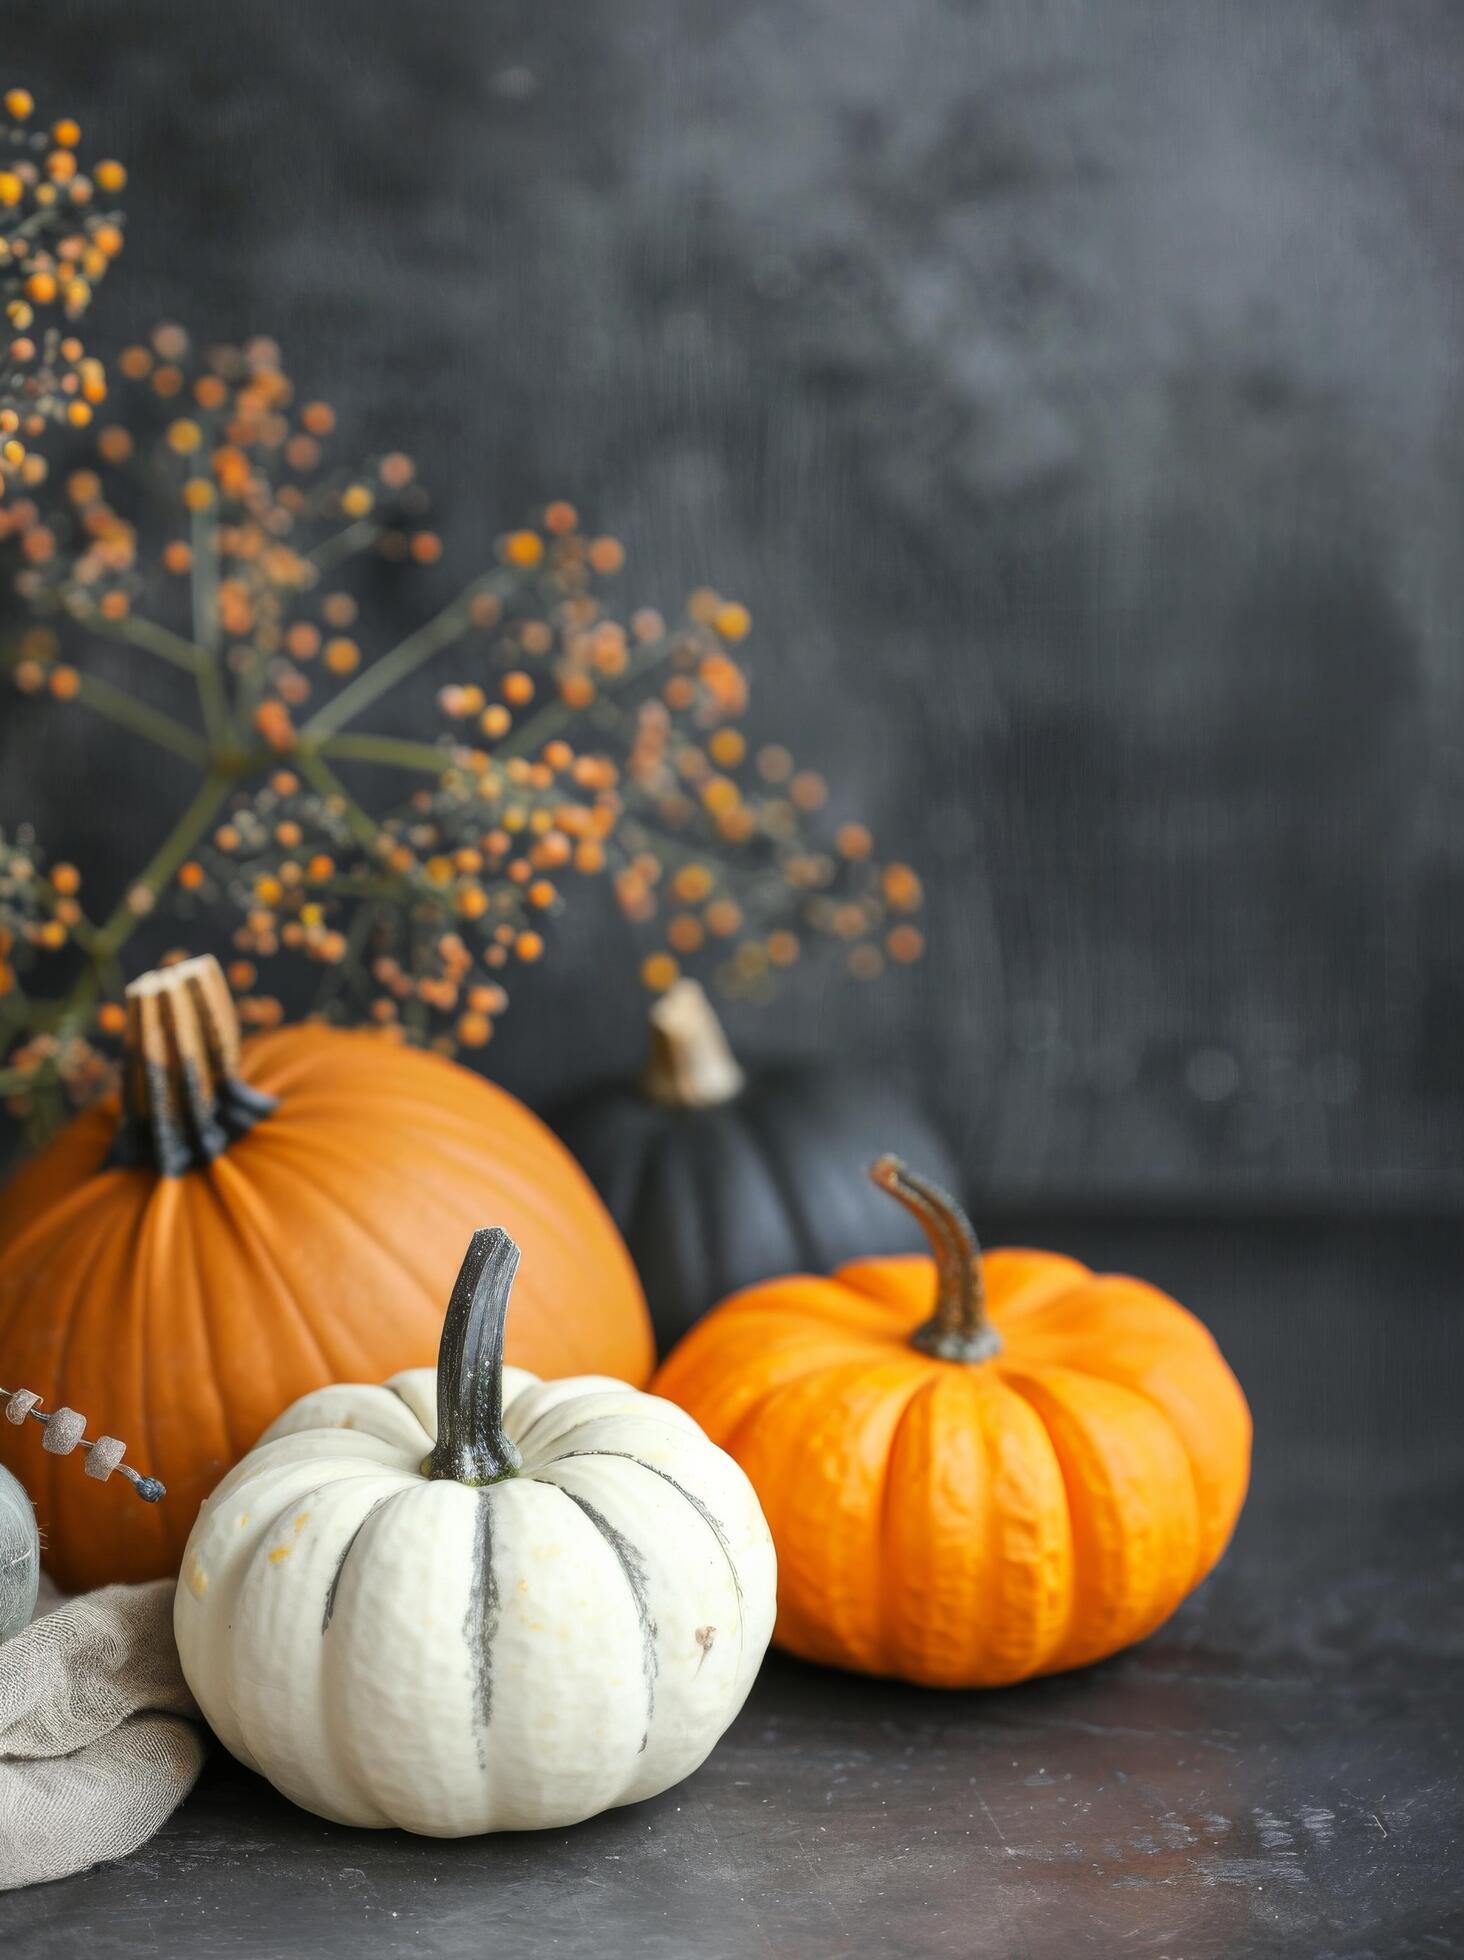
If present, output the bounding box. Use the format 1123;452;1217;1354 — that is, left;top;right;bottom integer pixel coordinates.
174;1228;776;1836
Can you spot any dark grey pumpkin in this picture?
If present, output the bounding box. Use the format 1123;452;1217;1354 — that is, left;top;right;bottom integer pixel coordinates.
550;981;963;1357
0;1461;39;1644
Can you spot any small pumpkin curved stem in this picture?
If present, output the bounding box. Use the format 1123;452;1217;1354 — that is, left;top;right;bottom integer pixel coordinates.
107;954;279;1176
870;1156;1002;1364
425;1228;524;1487
642;980;746;1110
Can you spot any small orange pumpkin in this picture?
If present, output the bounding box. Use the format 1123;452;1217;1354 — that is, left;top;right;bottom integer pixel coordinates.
0;956;653;1590
654;1157;1251;1686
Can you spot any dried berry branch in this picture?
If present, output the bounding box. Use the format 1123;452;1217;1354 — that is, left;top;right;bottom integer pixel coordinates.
1;86;125;493
0;327;924;1135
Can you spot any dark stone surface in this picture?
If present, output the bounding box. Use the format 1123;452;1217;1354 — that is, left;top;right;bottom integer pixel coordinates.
5;1215;1460;1958
0;2;1461;1202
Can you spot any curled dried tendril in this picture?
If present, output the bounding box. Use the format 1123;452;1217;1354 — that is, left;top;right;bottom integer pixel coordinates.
0;324;925;1130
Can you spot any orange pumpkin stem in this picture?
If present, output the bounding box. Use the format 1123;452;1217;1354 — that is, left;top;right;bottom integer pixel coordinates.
642;979;747;1110
107;955;279;1177
870;1156;1002;1364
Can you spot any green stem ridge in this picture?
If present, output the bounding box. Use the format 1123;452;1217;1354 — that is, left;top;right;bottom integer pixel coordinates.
426;1229;524;1487
870;1156;1002;1364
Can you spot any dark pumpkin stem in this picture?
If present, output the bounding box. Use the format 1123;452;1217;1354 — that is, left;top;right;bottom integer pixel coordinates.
107;954;278;1177
870;1156;1002;1364
425;1228;524;1487
641;979;747;1110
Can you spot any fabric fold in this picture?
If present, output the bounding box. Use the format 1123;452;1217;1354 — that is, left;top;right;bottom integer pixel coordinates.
0;1579;205;1891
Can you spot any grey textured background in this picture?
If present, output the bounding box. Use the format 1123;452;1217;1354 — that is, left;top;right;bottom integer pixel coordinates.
2;0;1461;1203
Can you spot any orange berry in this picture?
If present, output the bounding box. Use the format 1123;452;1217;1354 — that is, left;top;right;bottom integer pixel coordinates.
94;160;127;194
515;930;544;962
178;861;205;890
641;953;679;993
882;863;923;911
588;536;624;575
253;701;296;750
503;529;543;569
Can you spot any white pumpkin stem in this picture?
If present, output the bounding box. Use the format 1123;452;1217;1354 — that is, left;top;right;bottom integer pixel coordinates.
641;980;746;1110
1;1386;165;1502
425;1229;524;1487
107;954;279;1177
869;1156;1002;1364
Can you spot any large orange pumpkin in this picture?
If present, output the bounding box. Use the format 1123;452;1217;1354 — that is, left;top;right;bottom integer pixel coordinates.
0;956;653;1590
653;1157;1250;1687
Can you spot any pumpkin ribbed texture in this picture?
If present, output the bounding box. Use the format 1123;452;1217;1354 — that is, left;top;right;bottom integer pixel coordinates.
0;1020;653;1591
653;1235;1251;1687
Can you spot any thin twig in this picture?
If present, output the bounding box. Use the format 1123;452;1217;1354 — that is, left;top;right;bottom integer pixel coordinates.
188;494;234;751
1;1386;165;1502
309;517;382;574
317;732;452;773
73;607;210;677
297;751;388;858
90;769;234;960
300;568;516;740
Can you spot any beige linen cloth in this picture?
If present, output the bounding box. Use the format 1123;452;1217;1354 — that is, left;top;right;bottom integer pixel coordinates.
0;1575;206;1889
